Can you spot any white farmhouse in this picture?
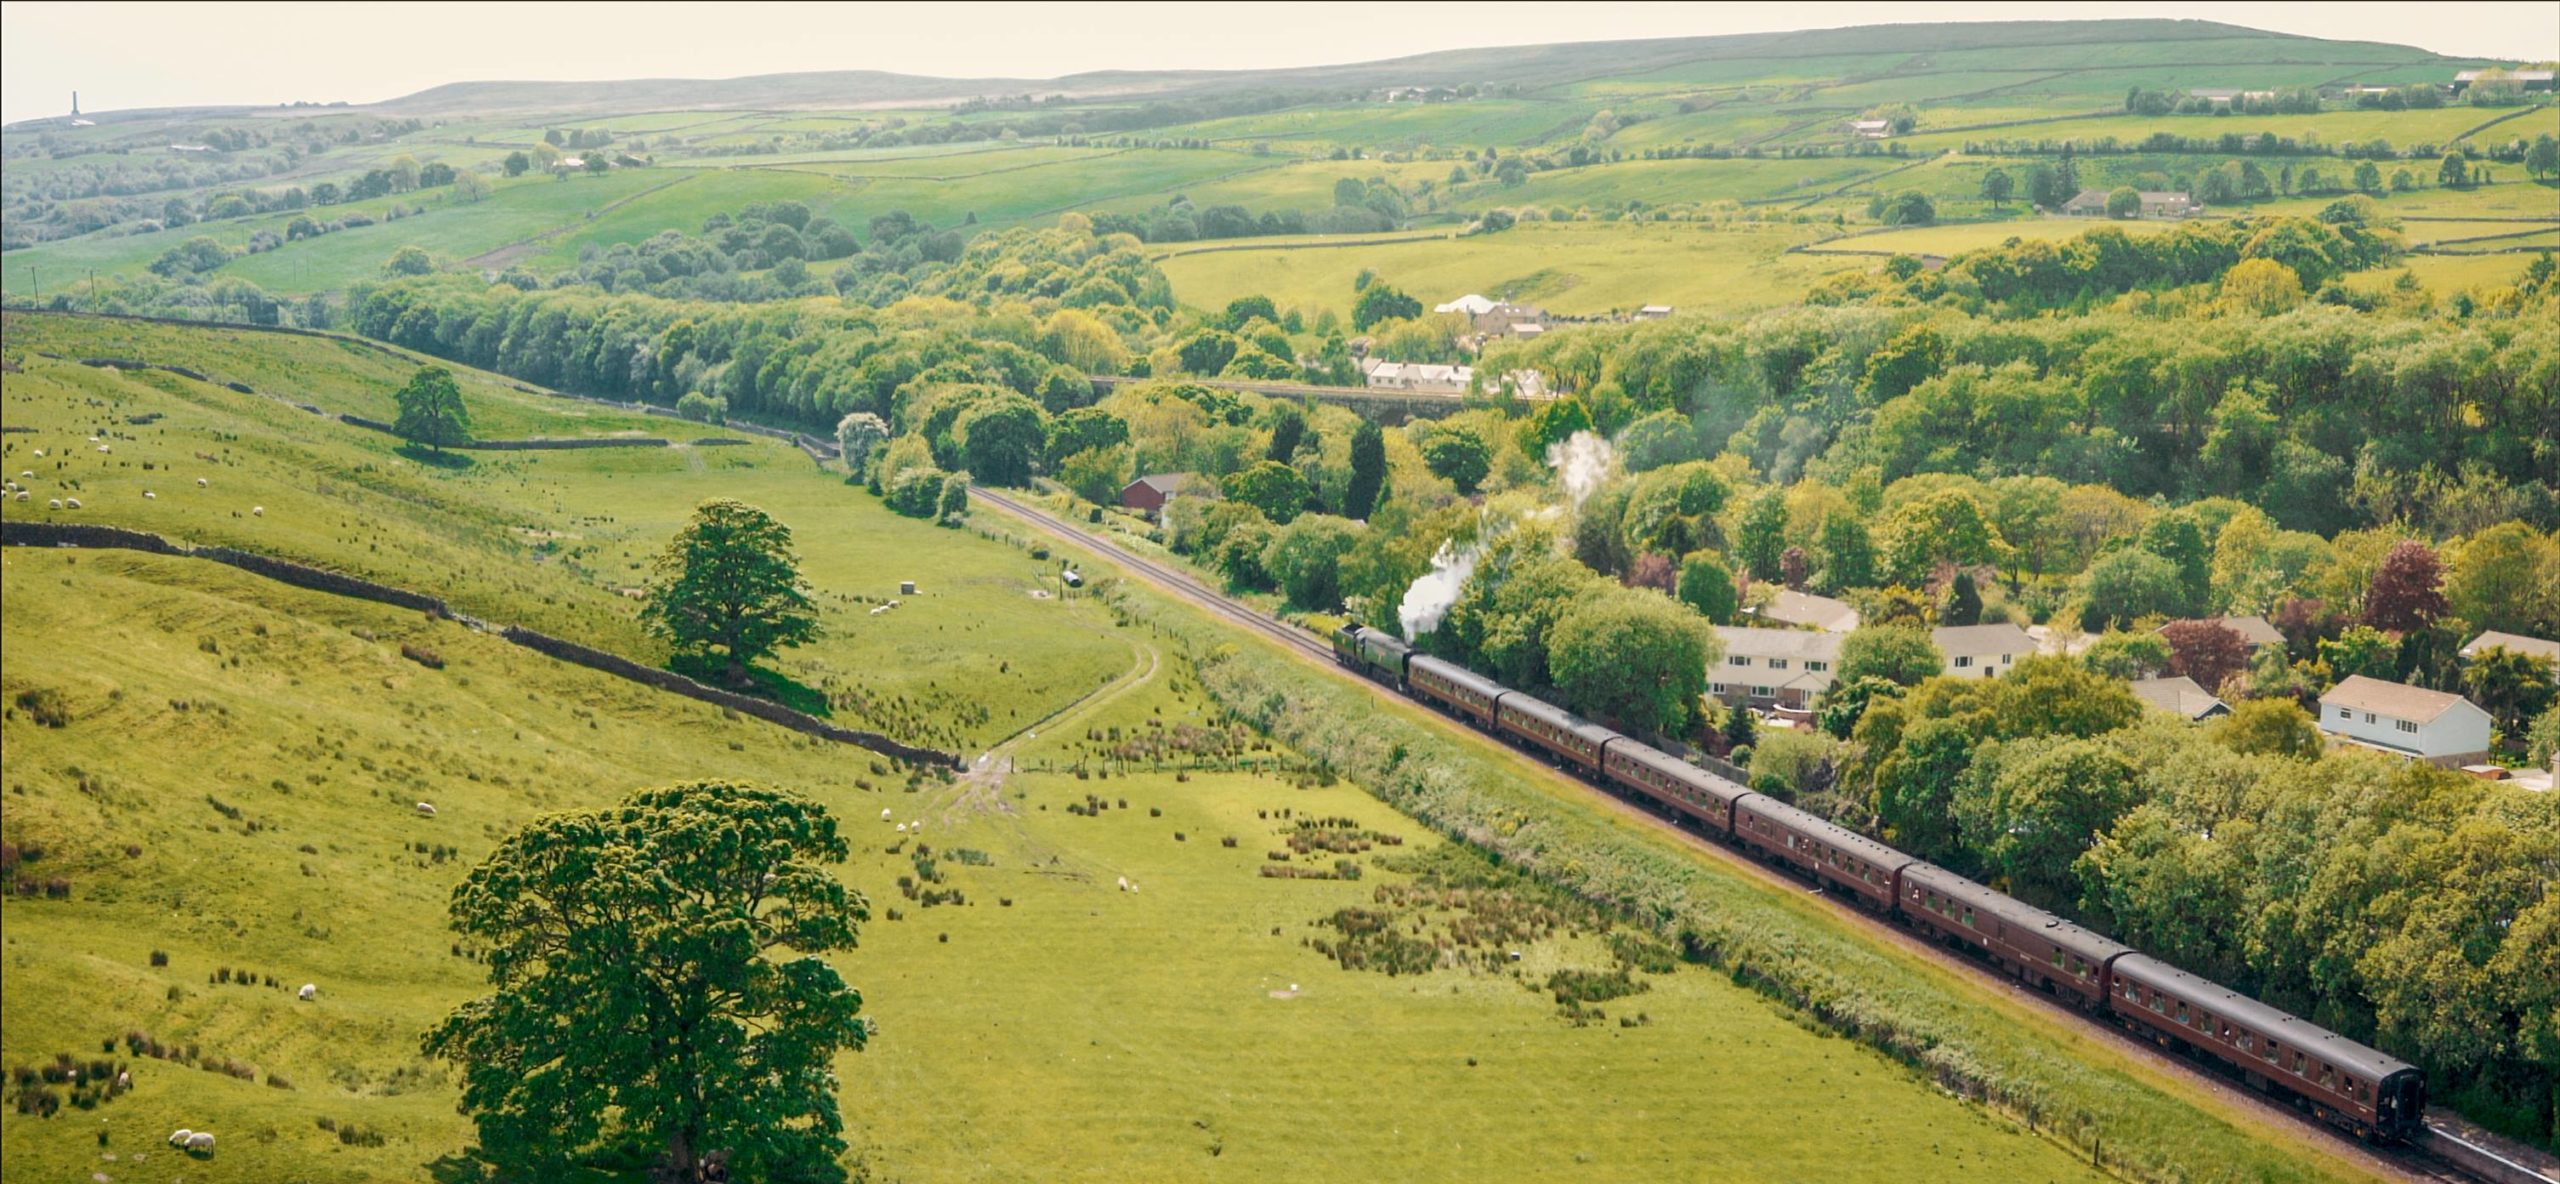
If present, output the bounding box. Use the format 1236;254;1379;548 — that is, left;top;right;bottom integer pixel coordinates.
1933;623;2034;680
2316;675;2494;767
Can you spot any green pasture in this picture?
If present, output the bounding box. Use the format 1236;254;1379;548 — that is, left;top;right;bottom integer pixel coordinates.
0;312;1129;753
1895;102;2558;151
1158;221;1862;317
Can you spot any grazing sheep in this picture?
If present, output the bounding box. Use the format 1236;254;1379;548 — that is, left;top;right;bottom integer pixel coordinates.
1116;876;1130;892
10;492;24;502
881;808;892;821
197;477;209;487
252;505;264;517
28;449;41;457
169;1129;194;1147
298;983;317;1001
186;1131;215;1152
97;444;111;454
415;802;437;817
47;499;62;510
144;490;156;499
116;1070;131;1088
64;497;81;509
895;823;907;833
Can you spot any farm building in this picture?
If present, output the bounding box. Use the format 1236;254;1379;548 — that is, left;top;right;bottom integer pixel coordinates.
1361;359;1473;394
1711;627;1842;713
2452;69;2554;92
1634;304;1674;320
1847;118;1891;138
1434;293;1501;316
1118;472;1193;517
2129;675;2230;721
2061;189;2203;218
1934;623;2035;680
2316;675;2494;767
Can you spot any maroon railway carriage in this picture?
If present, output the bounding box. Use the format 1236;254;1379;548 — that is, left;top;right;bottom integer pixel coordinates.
2108;954;2426;1139
1600;739;1750;832
1896;862;2129;1010
1404;655;1506;725
1494;692;1618;769
1732;795;1911;911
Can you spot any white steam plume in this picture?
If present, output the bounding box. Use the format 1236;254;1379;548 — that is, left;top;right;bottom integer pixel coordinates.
1398;539;1480;640
1546;430;1615;512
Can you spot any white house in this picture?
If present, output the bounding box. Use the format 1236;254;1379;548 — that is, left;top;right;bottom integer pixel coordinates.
1711;627;1844;713
1361;360;1472;394
2316;675;2494;767
1635;304;1674;321
1934;623;2034;680
2129;675;2229;721
1434;293;1500;316
1748;589;1859;634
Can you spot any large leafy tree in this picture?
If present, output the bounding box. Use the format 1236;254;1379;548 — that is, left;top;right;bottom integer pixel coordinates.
1955;737;2141;908
1421;429;1490;494
2159;619;2250;694
2463;647;2557;741
643;500;822;684
1548;588;1717;735
1734;488;1788;581
1838;624;1943;687
2364;539;2448;632
1342;420;1387;520
958;395;1047;488
834;412;889;481
1675;551;1739;625
392;365;473;454
1223;460;1312;525
424;782;869;1183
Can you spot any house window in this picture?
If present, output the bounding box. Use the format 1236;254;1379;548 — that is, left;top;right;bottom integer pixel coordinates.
1754;686;1774;698
1711;683;1729;694
1729;656;1751;667
1998;654;2011;664
2337;707;2351;720
1805;661;1828;672
2364;712;2376;724
1954;655;1974;668
1769;659;1789;670
2395;719;2417;734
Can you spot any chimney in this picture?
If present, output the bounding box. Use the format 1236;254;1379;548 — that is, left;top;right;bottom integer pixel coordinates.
72;91;80;115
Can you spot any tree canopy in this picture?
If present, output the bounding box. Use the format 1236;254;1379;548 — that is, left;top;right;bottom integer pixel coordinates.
391;365;472;453
643;499;822;683
424;781;869;1183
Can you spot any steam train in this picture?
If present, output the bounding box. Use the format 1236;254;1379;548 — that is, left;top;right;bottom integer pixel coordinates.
1332;623;2427;1141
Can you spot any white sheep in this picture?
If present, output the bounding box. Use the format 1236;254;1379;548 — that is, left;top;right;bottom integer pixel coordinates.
64;497;81;509
116;1070;131;1088
895;822;907;833
27;449;41;458
1116;876;1130;892
168;1128;194;1147
47;498;62;510
415;802;437;817
880;808;892;821
186;1131;215;1152
197;477;209;487
144;490;156;499
298;983;317;1001
97;444;111;454
10;492;24;502
252;505;265;517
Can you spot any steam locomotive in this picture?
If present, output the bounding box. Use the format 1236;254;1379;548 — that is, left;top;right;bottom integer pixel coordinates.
1333;623;2427;1141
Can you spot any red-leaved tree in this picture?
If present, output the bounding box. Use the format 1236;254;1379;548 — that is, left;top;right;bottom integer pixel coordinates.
2364;540;2447;632
2160;619;2251;695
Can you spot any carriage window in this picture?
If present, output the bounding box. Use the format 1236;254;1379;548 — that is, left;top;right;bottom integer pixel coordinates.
2149;991;2165;1013
2239;1032;2253;1051
1962;906;1974;928
2319;1065;2335;1089
2175;1001;2188;1023
2262;1040;2280;1063
2291;1051;2305;1075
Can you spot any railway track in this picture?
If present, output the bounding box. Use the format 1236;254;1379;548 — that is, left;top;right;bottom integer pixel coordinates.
967;485;2552;1184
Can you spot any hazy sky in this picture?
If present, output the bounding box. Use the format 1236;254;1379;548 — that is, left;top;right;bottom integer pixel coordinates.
4;0;2555;125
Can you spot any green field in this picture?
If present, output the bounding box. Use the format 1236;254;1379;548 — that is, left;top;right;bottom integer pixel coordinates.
0;311;2351;1182
1158;221;1866;318
1895;103;2560;151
